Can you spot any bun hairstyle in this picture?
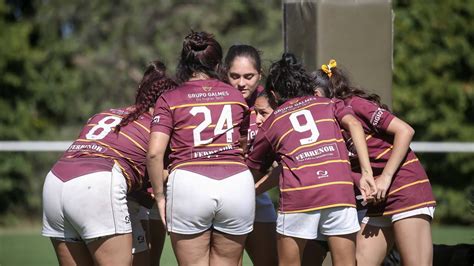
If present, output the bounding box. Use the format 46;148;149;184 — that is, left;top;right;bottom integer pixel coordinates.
115;60;176;132
176;30;223;83
315;59;389;110
265;53;316;106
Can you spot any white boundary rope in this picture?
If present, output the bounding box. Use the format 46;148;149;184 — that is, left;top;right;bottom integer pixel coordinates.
0;141;473;153
0;141;72;151
410;142;474;153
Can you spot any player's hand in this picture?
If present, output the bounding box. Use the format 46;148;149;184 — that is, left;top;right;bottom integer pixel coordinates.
359;172;377;203
375;174;392;202
155;192;167;228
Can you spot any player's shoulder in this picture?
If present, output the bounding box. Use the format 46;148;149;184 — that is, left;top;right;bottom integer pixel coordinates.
210;79;246;99
155;86;185;108
159;86;181;98
90;106;129;119
345;96;376;107
273;96;316;114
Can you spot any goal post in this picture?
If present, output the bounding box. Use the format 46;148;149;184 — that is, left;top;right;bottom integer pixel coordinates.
283;0;393;107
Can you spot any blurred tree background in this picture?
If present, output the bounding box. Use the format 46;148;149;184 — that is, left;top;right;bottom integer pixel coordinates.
0;0;472;225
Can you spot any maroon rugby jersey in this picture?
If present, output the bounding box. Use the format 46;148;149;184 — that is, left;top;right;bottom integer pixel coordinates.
246;109;258;148
344;96;436;216
51;107;152;192
247;96;357;213
151;79;249;179
245;86;264;149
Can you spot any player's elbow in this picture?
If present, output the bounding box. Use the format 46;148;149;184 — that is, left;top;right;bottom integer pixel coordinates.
146;151;161;163
406;125;415;138
401;123;415;139
347;117;362;129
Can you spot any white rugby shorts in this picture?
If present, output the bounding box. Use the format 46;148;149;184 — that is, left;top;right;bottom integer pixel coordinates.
166;169;255;235
276;207;360;240
42;163;131;242
361;206;435;227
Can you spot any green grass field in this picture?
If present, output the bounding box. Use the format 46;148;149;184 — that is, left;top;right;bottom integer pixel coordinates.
0;226;252;266
0;225;472;266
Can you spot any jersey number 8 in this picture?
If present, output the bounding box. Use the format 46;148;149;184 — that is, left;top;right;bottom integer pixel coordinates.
86;116;122;140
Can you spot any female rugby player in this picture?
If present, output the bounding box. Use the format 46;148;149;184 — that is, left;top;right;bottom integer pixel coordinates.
42;60;174;265
223;44;278;266
314;59;436;266
246;53;376;266
147;31;255;266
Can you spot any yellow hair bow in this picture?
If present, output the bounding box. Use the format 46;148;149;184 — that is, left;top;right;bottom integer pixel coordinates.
321;59;337;78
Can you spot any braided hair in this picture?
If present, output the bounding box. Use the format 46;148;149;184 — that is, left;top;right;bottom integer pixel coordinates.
115;60;176;132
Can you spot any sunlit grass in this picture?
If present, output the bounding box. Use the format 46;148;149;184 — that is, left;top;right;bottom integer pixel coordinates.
0;225;471;265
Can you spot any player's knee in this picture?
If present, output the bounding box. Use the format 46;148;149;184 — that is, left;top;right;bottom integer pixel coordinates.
356;249;382;266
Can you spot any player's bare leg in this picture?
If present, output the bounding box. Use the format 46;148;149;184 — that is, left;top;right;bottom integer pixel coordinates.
244;222;278;266
327;234;356;266
170;230;211;266
356;222;394;266
87;233;132;266
277;233;306;266
210;230;247;266
132;249;150;266
301;240;328;266
51;238;94;265
393;215;432;266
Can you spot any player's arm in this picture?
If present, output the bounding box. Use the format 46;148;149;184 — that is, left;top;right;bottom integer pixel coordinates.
340;114;376;200
246;129;276;186
255;164;281;195
376;117;414;199
351;97;413;201
147;131;170;227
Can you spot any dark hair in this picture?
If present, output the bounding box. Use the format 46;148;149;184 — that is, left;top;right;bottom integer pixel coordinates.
115;60;176;132
310;70;334;98
265;53;316;105
176;31;223;83
223;44;262;75
314;64;389;110
257;90;278;109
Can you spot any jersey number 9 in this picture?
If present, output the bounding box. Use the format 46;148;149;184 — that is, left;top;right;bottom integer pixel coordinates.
289;110;320;145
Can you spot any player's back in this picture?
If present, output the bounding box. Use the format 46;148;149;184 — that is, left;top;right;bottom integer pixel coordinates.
152;79;249;179
343;96;436;216
53;107;151;191
252;96;356;212
264;96;352;181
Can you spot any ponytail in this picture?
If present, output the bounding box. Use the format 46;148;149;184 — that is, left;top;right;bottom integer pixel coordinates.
315;59;389;110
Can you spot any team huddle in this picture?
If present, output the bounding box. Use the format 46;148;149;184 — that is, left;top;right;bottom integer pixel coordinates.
41;31;436;266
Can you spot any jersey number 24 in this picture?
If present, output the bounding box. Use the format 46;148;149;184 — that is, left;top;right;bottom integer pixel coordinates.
190;105;234;146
